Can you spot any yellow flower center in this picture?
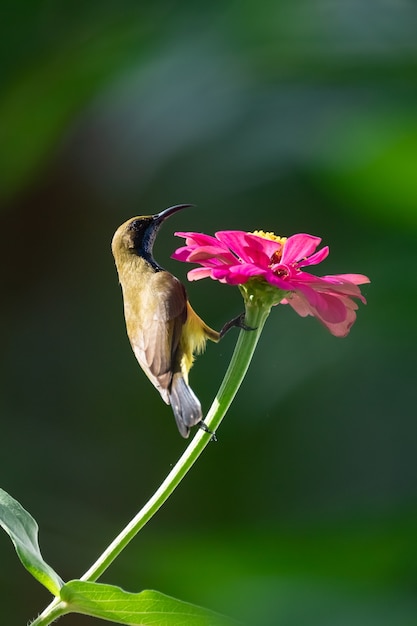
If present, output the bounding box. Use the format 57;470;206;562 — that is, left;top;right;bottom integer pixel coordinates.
252;230;287;246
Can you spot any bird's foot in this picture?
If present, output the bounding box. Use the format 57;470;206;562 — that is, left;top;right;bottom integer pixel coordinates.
198;420;217;442
219;312;256;338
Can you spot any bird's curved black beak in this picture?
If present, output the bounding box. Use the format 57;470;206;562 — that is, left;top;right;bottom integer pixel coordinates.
154;204;195;226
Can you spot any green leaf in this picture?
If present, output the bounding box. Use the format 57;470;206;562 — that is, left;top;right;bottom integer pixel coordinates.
60;580;238;626
0;488;63;595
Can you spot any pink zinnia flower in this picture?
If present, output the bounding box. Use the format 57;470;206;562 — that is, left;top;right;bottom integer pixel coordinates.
172;229;370;337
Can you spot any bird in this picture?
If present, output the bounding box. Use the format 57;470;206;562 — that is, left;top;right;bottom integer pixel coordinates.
111;204;243;438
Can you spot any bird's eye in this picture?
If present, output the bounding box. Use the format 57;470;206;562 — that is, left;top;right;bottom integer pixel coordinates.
129;220;140;231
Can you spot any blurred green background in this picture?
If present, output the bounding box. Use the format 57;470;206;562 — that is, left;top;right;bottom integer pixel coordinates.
1;1;417;624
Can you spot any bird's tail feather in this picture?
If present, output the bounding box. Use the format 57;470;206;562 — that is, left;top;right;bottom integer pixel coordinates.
169;373;203;438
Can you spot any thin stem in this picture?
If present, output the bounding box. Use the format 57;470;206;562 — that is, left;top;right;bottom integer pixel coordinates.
81;301;270;583
204;301;271;434
30;301;271;625
30;599;68;626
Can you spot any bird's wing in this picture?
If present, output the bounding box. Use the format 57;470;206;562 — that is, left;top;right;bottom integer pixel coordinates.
128;272;187;400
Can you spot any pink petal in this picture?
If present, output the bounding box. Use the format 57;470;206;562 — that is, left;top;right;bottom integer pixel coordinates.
264;270;295;291
243;233;284;261
281;234;322;264
215;231;282;267
210;263;263;285
317;275;369;302
282;292;312;318
187;267;214;281
319;303;358;337
299;245;329;267
187;246;236;264
326;273;371;285
290;272;368;303
284;292;358;337
215;231;260;263
175;231;223;248
314;292;351;324
171;246;195;261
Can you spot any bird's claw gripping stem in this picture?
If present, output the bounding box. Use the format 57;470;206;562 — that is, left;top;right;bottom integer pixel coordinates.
198;420;217;442
219;312;257;338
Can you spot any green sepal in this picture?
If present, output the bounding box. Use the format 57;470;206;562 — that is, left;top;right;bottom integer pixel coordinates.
239;277;289;309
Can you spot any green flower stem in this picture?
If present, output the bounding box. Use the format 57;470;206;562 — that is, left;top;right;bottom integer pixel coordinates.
30;301;271;626
81;301;270;583
30;599;68;625
203;301;271;435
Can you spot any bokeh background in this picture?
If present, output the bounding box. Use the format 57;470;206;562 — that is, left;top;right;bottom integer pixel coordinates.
1;1;417;624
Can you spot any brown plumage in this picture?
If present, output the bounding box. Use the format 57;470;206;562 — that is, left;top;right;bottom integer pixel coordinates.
111;205;220;437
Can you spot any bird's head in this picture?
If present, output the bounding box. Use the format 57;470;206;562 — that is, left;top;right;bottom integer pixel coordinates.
111;204;193;266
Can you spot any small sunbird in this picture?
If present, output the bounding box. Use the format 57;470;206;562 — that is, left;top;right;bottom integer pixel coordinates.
111;204;246;438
